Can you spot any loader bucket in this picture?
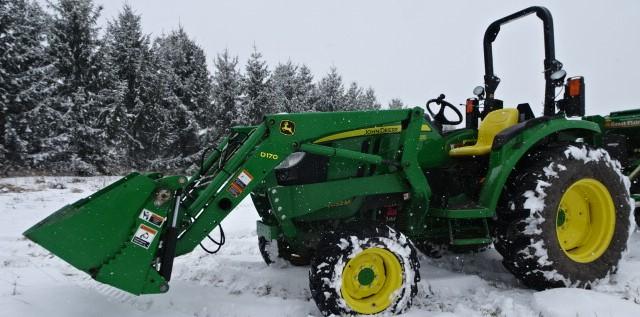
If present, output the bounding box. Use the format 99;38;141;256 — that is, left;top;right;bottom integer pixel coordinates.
23;173;170;295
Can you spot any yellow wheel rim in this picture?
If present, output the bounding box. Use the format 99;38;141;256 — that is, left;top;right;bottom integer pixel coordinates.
340;247;403;314
556;178;616;263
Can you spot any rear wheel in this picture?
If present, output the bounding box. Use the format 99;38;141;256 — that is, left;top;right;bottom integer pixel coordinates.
309;224;419;316
493;144;631;289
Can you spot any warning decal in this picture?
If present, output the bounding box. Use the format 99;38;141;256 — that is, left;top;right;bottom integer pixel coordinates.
139;209;165;227
131;224;157;249
237;170;253;186
228;169;253;197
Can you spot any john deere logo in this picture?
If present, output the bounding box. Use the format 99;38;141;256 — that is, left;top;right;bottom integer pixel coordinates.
280;120;295;135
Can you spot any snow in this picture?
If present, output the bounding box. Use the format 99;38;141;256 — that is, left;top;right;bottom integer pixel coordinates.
533;288;640;317
1;176;640;316
522;179;550;235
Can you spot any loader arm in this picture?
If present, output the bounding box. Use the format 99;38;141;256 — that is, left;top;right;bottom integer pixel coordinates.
24;107;430;295
175;107;428;255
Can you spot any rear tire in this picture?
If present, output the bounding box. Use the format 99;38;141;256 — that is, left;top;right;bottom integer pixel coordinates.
493;144;631;290
309;224;419;316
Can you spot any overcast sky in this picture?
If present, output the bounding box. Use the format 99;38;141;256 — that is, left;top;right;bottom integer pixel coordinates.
83;0;639;115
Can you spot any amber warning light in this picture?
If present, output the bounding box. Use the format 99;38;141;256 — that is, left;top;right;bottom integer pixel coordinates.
559;76;585;117
567;76;583;97
466;98;476;114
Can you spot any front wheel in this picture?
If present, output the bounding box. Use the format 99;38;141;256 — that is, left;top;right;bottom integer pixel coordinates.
309;224;419;316
494;144;632;289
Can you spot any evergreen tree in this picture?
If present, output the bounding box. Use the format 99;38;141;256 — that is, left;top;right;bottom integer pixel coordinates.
154;27;212;127
97;4;153;171
103;4;150;111
270;62;317;113
211;49;243;135
388;98;404;109
242;47;271;124
93;50;129;171
43;0;105;174
270;61;298;113
132;37;201;170
294;65;317;112
131;47;173;165
0;0;51;170
358;87;381;110
315;67;345;112
344;82;363;111
47;0;102;99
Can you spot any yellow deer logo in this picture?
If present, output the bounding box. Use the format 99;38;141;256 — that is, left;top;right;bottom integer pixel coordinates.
280;120;295;135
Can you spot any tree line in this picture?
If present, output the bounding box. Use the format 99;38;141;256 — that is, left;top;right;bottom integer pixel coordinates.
0;0;397;175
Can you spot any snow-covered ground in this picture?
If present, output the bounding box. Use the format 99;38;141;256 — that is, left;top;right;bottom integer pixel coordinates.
1;176;640;317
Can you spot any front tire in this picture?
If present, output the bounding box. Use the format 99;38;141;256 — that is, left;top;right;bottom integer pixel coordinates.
494;144;631;290
309;224;419;316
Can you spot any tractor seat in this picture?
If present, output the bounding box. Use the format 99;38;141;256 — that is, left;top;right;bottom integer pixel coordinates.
449;108;519;157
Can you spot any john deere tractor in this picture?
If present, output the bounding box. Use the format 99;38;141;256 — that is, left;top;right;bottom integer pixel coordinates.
24;6;636;316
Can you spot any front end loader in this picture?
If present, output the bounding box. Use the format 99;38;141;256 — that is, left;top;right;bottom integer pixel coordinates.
25;6;635;316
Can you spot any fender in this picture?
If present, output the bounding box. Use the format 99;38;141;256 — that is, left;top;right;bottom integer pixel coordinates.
479;117;601;211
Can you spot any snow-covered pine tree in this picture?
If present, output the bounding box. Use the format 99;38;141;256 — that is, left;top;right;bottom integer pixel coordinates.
388;98;404;109
103;4;150;111
96;4;153;172
131;46;173;166
93;81;129;172
357;87;381;110
0;0;51;172
270;61;298;113
211;49;243;136
269;62;317;113
133;35;201;171
242;47;271;124
47;0;102;99
45;0;105;174
93;40;129;172
294;65;317;112
315;67;345;112
154;27;212;128
344;82;363;111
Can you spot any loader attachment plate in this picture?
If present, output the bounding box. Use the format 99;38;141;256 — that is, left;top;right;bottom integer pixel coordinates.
23;173;169;294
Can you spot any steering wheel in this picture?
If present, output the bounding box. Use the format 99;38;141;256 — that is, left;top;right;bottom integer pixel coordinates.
426;94;463;126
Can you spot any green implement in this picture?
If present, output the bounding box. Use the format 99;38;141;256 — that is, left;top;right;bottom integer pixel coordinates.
25;173;170;294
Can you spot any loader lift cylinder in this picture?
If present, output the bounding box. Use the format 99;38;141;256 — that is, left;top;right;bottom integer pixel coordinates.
159;189;182;282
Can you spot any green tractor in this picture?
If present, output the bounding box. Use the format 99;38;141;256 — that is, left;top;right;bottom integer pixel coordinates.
24;6;636;316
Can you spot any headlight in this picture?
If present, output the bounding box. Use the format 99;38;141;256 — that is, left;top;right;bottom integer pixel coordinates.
276;152;306;169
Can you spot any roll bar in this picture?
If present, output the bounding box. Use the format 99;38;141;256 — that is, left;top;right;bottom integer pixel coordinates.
483;6;563;116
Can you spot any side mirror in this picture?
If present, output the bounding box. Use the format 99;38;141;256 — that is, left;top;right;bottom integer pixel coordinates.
550;69;567;87
473;86;485;99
